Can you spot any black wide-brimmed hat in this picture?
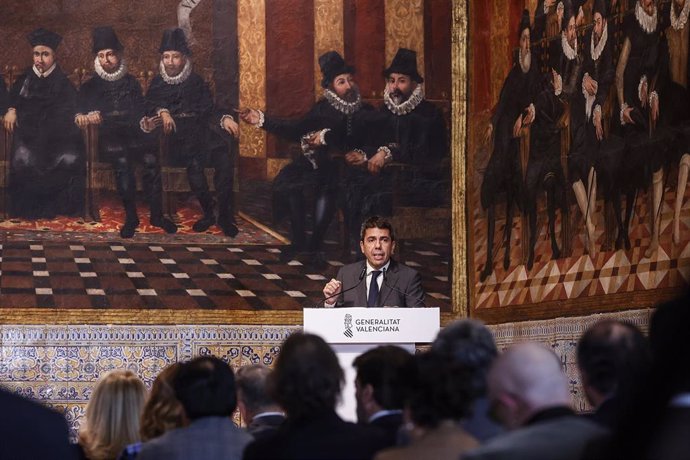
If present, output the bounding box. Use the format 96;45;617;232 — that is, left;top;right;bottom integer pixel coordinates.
319;51;355;88
28;28;62;51
159;28;191;55
518;9;531;39
383;48;423;83
593;0;607;18
561;0;576;31
92;26;123;54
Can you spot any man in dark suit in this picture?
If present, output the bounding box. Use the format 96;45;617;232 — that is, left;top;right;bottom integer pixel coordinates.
243;333;388;460
464;343;606;460
352;345;413;447
138;356;252;460
431;319;504;442
322;215;425;307
576;319;651;429
236;363;285;440
0;388;76;460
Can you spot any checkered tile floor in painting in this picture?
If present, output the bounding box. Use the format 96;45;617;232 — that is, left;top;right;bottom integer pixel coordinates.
0;239;451;311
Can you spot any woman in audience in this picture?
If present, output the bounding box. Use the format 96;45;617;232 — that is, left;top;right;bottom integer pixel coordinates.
76;369;147;460
118;363;187;460
375;351;479;460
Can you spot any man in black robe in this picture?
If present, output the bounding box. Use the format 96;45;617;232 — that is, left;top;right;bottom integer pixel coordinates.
614;0;667;256
240;51;376;267
143;28;240;237
77;26;177;238
3;28;83;219
0;75;7;114
480;11;539;282
568;0;615;257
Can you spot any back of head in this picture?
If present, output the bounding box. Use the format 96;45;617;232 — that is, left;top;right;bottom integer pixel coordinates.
353;345;413;410
489;343;570;425
140;362;186;441
236;364;276;416
270;333;343;420
432;320;498;398
80;369;147;460
406;351;474;429
174;356;237;421
577;319;651;402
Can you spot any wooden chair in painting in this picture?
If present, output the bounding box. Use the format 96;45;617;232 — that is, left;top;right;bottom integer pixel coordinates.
0;65;21;220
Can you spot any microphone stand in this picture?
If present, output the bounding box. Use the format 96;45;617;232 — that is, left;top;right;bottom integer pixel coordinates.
311;266;367;308
382;268;427;308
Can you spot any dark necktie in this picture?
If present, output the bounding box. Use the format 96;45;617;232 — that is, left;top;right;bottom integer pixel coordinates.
367;270;381;307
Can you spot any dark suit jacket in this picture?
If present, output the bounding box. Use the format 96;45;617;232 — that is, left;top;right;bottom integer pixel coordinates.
138;416;252;460
243;410;388;460
0;388;76;460
370;412;404;447
333;259;425;308
247;413;285;440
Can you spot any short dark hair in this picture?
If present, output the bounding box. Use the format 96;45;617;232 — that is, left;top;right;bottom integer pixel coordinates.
406;351;473;428
173;356;237;420
236;364;275;414
360;216;396;242
269;333;343;420
353;346;413;410
577;319;650;396
431;320;498;397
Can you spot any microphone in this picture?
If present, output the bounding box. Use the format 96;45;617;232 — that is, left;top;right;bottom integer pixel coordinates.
312;266;367;308
382;268;427;308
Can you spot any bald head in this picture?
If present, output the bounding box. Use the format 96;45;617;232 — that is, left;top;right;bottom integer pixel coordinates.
488;343;571;429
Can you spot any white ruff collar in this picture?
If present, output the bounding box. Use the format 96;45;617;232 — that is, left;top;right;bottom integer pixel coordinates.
33;63;56;78
591;22;608;61
671;0;690;30
519;48;531;73
160;58;192;85
323;89;362;115
561;32;578;60
383;84;425;116
94;56;128;82
635;2;658;33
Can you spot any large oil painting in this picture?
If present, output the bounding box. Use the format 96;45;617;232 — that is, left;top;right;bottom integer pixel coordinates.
0;0;459;324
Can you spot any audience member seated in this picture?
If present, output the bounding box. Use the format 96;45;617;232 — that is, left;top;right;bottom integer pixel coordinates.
585;292;690;460
464;343;606;460
118;363;186;460
76;369;147;460
137;356;252;460
431;319;504;442
374;351;478;460
576;319;651;429
0;387;76;460
235;364;285;439
352;345;413;447
242;333;388;460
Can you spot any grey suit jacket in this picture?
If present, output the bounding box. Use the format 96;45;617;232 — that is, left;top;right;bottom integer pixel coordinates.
334;259;425;307
463;415;607;460
137;416;252;460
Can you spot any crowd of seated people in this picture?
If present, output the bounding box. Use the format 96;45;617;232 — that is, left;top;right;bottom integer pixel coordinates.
2;292;689;460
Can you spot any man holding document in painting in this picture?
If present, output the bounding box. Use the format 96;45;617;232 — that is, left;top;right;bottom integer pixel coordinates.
322;216;426;308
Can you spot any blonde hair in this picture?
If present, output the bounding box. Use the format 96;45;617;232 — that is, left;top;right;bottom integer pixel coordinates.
140;362;186;441
79;369;147;460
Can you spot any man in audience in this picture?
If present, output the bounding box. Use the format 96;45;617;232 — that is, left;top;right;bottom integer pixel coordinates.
143;28;240;237
576;319;651;429
464;342;606;460
243;332;388;459
352;345;414;446
0;387;76;460
138;356;252;460
235;364;285;439
431;319;503;442
322;215;425;307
